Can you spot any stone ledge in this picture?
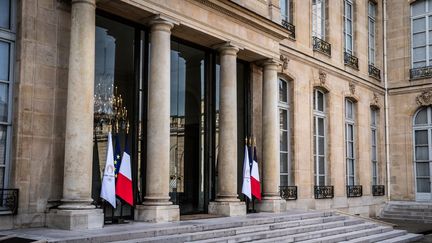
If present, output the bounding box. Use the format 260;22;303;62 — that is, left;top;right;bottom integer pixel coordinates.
134;204;179;223
46;209;104;230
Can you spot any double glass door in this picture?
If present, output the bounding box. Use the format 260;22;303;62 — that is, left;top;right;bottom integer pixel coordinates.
414;107;432;201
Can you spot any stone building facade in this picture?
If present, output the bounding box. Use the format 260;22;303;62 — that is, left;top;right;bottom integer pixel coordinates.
0;0;429;230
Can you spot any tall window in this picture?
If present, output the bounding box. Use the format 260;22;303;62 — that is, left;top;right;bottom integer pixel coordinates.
413;107;432;195
280;0;293;23
345;99;356;186
0;0;14;189
371;109;378;185
279;78;291;186
312;0;326;40
411;0;432;68
313;89;326;186
344;0;354;54
368;1;376;65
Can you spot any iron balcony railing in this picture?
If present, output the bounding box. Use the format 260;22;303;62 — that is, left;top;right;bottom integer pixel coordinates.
344;52;359;70
0;189;18;215
281;19;295;39
372;185;385;196
279;186;297;200
410;65;432;80
312;36;331;56
368;64;381;80
314;185;334;199
346;185;363;197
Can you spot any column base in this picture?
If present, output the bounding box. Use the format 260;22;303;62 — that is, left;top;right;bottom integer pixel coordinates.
255;197;287;213
208;201;246;216
134;204;179;222
46;209;104;230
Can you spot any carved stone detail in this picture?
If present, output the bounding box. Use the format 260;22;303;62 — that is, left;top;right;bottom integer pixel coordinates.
280;55;289;71
372;92;379;106
318;70;326;85
349;82;356;95
416;90;432;106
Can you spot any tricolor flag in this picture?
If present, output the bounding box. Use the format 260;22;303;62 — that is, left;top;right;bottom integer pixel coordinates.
100;132;116;208
241;145;252;200
113;133;122;177
251;145;261;200
116;139;133;206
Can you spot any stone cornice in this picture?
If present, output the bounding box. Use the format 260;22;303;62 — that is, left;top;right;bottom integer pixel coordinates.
194;0;289;42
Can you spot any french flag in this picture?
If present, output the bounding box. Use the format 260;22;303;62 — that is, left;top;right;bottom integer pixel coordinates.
251;145;261;200
116;140;133;206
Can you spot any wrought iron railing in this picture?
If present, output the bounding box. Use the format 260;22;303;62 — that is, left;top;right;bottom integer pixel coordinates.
346;185;362;197
314;186;334;199
344;52;359;70
372;185;385;196
281;19;295;39
0;189;18;215
312;36;331;56
279;186;297;200
410;66;432;80
368;64;381;80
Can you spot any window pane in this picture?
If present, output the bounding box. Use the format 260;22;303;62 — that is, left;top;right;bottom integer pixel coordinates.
414;61;427;68
372;146;377;161
280;109;288;130
415;108;428;124
416;162;430;176
319;176;325;186
372;130;376;145
0;126;6;165
318;137;325;155
348;141;354;157
319;156;325;174
0;0;10;29
415;130;428;145
280;153;288;173
317;91;324;111
412;0;426;16
0;83;8;122
318;118;324;136
280;175;288;186
413;18;426;33
416;146;429;160
280;130;288;150
279;79;287;102
413;32;426;47
413;47;427;61
417;178;431;192
0;41;9;81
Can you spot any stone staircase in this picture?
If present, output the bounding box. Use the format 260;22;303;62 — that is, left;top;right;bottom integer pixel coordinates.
101;211;422;243
380;201;432;223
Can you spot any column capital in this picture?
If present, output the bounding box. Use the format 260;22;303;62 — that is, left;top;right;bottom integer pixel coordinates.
72;0;96;7
149;15;178;32
213;42;242;56
259;58;281;70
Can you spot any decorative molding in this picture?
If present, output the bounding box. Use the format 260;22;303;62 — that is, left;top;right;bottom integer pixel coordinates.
318;70;327;86
372;92;379;106
349;82;356;95
416;90;432;106
280;55;289;71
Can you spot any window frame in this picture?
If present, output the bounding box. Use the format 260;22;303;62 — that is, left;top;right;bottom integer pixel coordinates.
280;0;293;23
279;78;291;186
313;89;327;186
344;0;354;54
345;99;356;186
413;106;432;195
368;1;377;65
410;0;432;68
312;0;326;40
371;108;378;185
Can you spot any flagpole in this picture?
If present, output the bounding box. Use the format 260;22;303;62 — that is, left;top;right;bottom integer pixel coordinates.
245;137;249;214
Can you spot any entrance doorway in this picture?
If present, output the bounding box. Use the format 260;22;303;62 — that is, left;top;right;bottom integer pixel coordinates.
414;106;432;201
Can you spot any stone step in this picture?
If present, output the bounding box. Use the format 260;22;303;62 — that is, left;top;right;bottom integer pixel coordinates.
339;229;406;242
291;225;393;243
378;233;424;243
193;221;373;243
381;213;432;220
386;206;432;213
115;217;361;243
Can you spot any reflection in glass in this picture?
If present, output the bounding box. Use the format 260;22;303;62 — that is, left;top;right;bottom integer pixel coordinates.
0;0;10;30
0;41;9;81
0;83;8;122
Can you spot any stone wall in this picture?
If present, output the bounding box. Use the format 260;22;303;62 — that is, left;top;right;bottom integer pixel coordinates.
7;0;70;229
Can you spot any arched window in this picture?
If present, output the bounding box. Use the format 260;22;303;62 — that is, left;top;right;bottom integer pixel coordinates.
345;98;356;186
279;78;291;186
413;106;432;200
313;89;326;186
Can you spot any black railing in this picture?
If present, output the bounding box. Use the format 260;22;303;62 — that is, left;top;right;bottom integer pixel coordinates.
314;186;334;199
281;19;295;39
0;189;18;215
279;186;297;200
410;66;432;80
368;64;381;80
372;185;385;196
312;36;331;56
346;185;362;197
344;52;359;70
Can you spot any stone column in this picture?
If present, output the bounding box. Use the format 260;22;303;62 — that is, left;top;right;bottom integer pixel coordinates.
256;60;286;212
47;0;103;230
208;43;246;216
134;17;179;222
